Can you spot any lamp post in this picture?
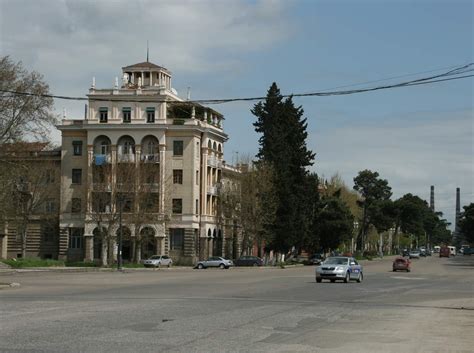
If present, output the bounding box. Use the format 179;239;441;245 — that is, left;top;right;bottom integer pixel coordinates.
117;194;125;271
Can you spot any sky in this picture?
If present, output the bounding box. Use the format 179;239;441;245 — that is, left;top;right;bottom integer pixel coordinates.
1;0;473;229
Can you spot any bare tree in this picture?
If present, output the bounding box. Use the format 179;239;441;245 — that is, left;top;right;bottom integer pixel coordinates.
0;143;60;258
0;56;57;143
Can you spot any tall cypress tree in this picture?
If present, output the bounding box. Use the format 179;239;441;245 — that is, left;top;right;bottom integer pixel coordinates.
252;83;315;253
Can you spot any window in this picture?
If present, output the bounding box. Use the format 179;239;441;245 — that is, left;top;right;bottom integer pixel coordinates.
195;199;199;214
99;107;108;123
173;140;183;156
71;198;81;213
73;141;83;156
45;199;56;213
72;169;82;184
146;107;155;123
122;107;131;123
173;169;183;184
170;228;184;250
196;171;199;185
69;228;84;249
42;225;55;243
100;141;109;154
172;199;182;214
44;170;55;184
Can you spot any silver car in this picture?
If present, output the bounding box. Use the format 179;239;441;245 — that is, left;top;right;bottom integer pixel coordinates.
143;255;173;268
195;256;233;269
315;256;363;283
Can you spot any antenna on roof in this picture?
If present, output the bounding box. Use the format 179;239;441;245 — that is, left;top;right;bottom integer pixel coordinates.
146;40;149;62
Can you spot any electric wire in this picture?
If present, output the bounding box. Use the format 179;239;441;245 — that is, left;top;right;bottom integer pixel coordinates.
0;63;472;105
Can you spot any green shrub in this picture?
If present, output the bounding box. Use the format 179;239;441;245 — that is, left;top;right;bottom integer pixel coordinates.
65;261;98;267
1;258;65;268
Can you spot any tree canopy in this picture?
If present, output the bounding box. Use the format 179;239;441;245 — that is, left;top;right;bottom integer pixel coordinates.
0;56;57;143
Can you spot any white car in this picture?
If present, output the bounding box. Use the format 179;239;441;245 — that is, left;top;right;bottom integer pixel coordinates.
143;255;172;268
315;256;363;283
195;256;233;269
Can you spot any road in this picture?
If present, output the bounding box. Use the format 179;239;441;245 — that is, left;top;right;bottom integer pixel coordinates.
1;255;473;353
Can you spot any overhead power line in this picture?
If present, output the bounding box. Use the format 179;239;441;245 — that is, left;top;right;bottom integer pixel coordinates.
0;63;472;105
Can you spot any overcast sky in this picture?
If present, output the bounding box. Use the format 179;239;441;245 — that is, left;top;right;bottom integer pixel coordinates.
1;0;473;229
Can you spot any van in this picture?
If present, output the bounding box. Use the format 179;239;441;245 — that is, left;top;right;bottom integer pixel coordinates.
448;246;456;256
439;247;450;258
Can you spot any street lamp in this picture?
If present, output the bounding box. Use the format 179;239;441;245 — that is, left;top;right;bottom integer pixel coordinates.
117;194;125;271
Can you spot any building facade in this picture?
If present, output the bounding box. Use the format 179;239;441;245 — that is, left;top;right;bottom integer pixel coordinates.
56;61;238;265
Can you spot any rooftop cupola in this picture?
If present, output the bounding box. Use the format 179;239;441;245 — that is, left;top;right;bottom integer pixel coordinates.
121;61;172;90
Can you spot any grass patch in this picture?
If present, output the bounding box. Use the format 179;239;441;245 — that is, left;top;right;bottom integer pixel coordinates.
1;258;65;268
121;262;145;268
65;261;99;267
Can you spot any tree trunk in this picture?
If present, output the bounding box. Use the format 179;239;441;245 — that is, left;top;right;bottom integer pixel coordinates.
101;236;108;267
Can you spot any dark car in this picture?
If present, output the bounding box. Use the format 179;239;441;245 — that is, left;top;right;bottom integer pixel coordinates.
392;257;411;272
402;249;410;257
234;256;263;267
308;253;325;265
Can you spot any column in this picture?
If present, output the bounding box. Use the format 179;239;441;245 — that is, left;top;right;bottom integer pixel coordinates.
0;223;8;259
201;144;208;215
149;70;153;86
111;145;117;213
159;143;166;214
87;145;94;213
84;234;93;261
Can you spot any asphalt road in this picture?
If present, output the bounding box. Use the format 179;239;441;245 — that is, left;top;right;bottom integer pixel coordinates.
1;255;473;353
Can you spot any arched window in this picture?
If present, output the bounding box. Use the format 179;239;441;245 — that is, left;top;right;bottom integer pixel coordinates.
207;140;212;149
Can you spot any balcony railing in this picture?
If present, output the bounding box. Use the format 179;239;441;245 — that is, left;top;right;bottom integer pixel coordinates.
94;154;112;165
118;153;135;163
141;154;160;163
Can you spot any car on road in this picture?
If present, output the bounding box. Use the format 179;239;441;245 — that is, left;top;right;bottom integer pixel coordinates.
392;257;411;272
308;253;325;265
143;255;172;268
409;250;421;259
195;256;233;269
463;247;474;255
439;247;450;258
402;249;410;257
315;256;363;283
234;256;263;267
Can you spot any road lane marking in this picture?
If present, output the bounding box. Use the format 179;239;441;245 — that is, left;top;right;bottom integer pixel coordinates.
391;276;426;280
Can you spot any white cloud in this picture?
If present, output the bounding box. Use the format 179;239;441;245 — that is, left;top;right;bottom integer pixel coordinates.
311;109;474;228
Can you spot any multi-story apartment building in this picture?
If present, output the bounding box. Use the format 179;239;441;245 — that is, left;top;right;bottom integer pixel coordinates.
0;143;61;260
57;60;236;265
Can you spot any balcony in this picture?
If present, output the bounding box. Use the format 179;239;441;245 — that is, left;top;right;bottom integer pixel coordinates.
141;154;160;163
118;153;135;163
94;154;111;165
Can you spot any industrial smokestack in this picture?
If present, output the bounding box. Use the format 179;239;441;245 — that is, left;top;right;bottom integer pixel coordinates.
430;185;435;211
455;187;461;235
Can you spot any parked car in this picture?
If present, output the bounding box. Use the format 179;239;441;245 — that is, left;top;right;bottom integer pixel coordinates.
315;256;363;283
419;249;427;257
409;250;421;259
392;257;411;272
402;249;410;257
308;253;325;265
234;256;263;267
195;256;233;269
439;247;450;258
425;249;432;256
448;246;456;256
143;255;172;268
463;248;474;255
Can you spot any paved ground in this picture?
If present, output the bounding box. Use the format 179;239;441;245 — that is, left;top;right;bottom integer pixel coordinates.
0;255;473;353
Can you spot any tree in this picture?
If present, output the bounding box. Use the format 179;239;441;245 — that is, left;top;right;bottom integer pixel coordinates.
252;83;315;254
234;161;277;257
0;56;57;143
0;143;60;258
316;196;354;252
353;170;392;251
459;203;474;244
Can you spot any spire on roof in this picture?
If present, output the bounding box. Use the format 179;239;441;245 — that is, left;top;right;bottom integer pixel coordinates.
146;40;149;62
